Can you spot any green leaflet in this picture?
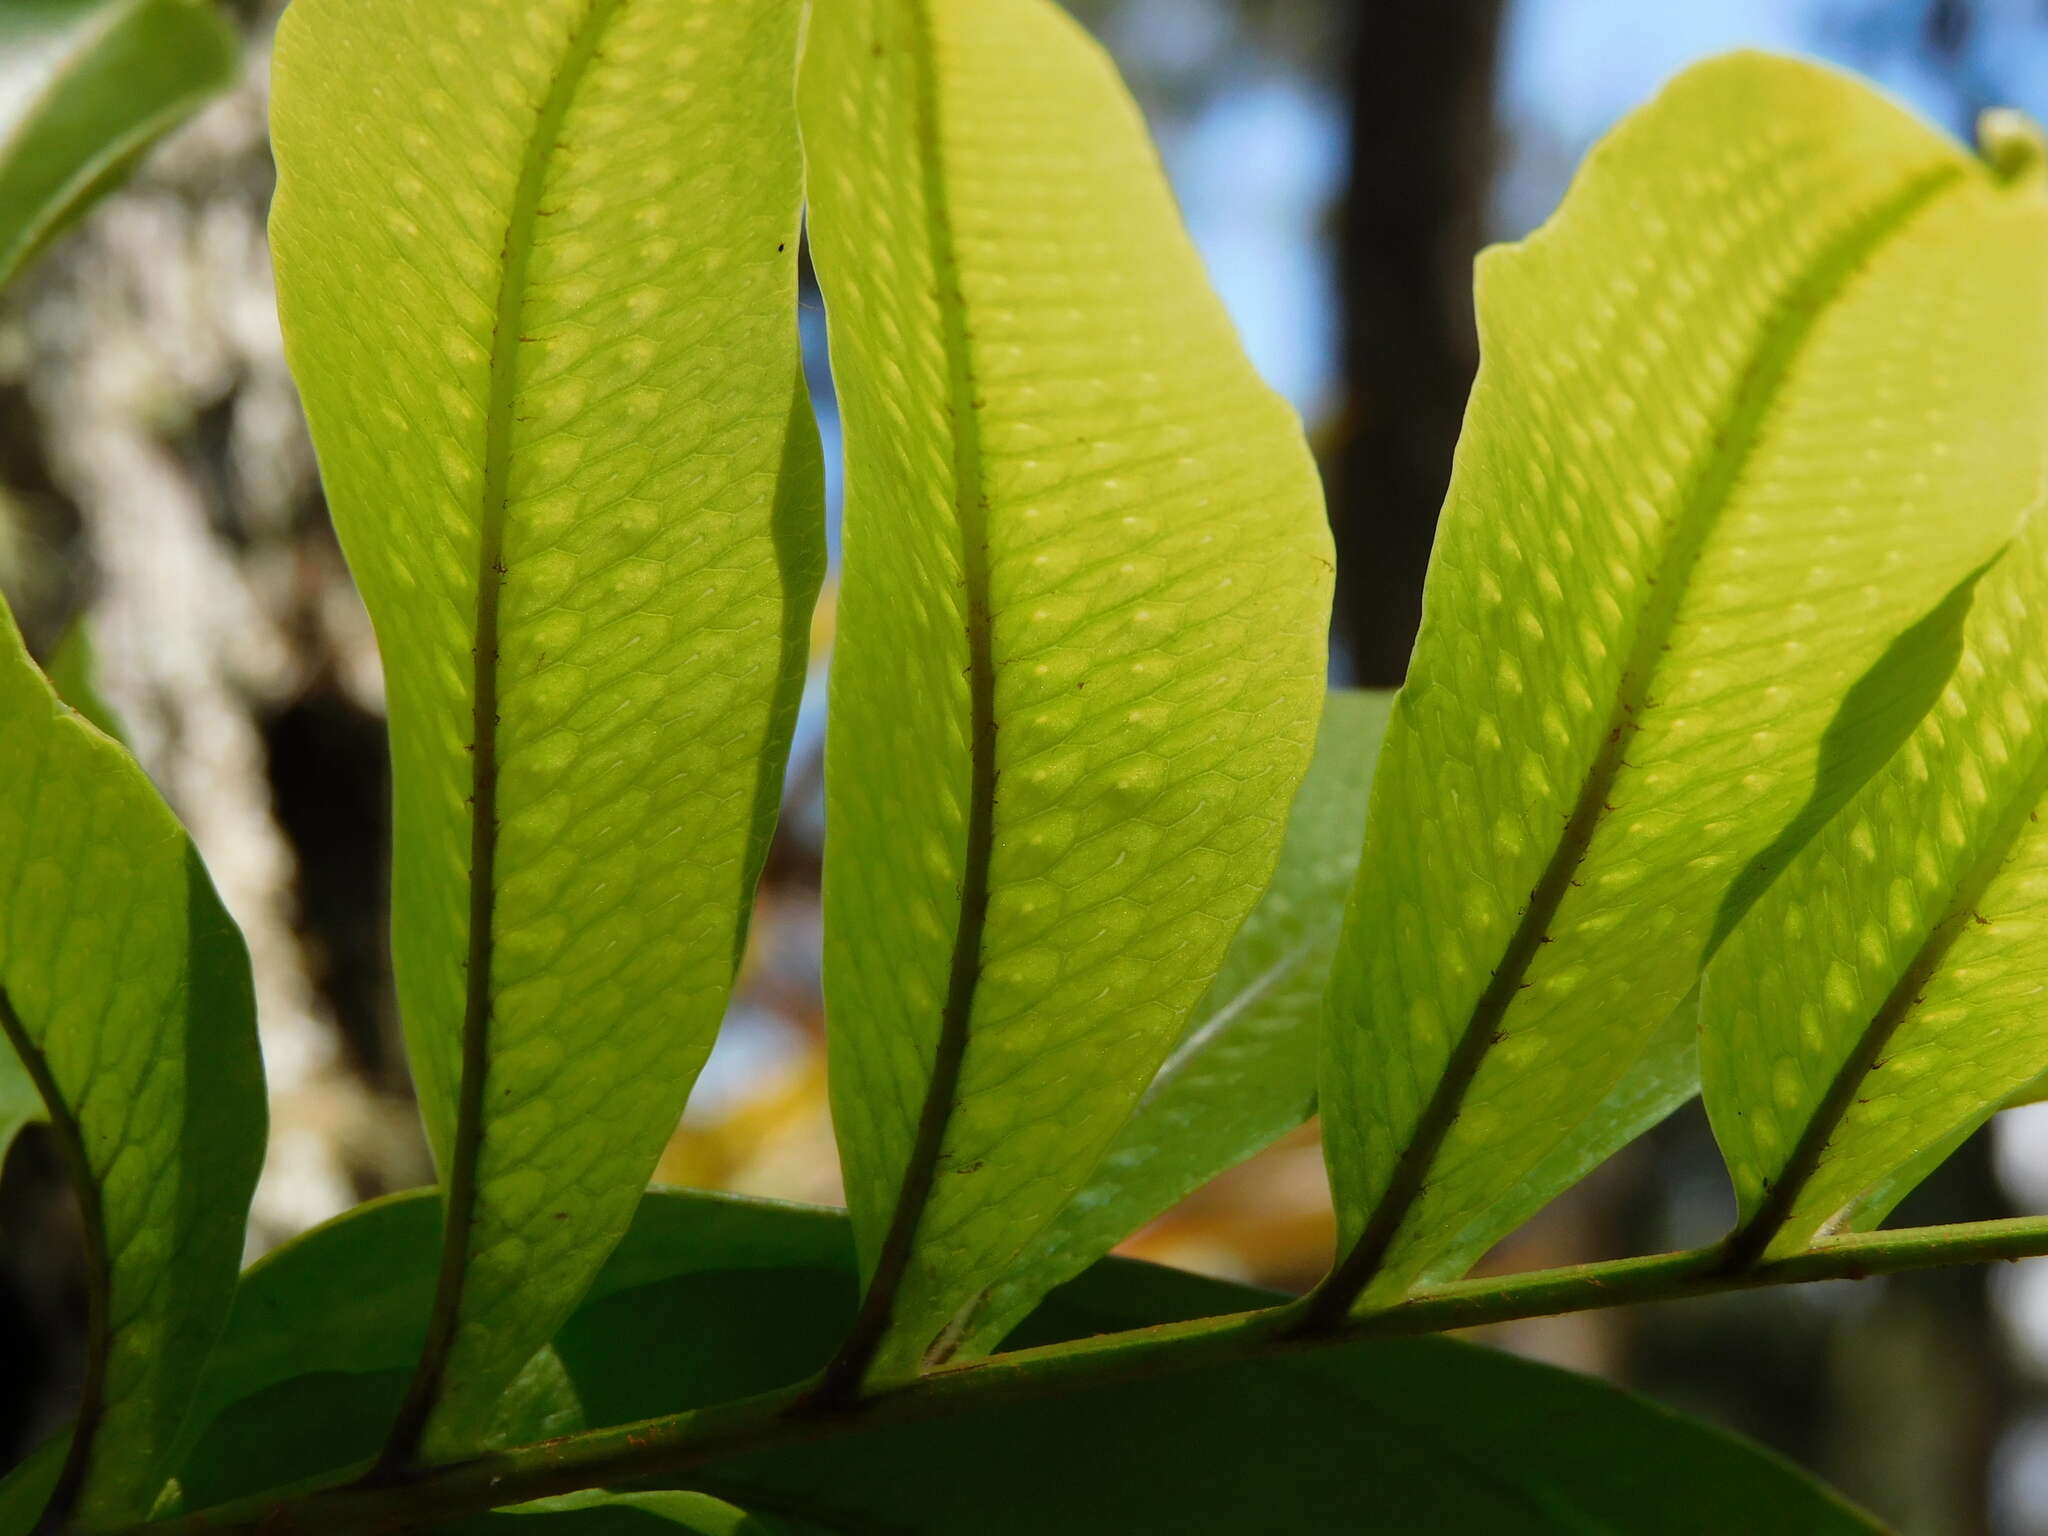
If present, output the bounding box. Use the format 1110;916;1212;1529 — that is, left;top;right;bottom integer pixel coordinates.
952;689;1391;1356
803;0;1333;1383
270;0;823;1452
1704;513;2048;1256
1318;53;2048;1306
0;627;107;1161
0;600;263;1526
110;1189;1864;1534
0;628;122;1496
0;0;236;287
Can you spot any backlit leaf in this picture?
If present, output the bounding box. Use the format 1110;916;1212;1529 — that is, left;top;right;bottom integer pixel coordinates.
1704;513;2048;1256
803;0;1333;1382
1318;54;2048;1304
953;688;1391;1355
270;0;824;1452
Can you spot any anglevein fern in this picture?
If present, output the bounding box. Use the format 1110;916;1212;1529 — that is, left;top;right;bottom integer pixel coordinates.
4;2;2048;1533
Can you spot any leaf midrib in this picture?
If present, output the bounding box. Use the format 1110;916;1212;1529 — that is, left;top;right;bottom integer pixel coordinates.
1310;162;1965;1320
819;0;996;1396
379;0;626;1464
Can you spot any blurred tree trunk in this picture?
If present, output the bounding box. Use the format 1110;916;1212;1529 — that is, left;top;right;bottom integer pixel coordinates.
1328;1;1502;684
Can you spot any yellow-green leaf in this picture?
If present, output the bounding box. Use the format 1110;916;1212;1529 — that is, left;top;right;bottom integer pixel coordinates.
952;689;1391;1356
1704;514;2048;1257
270;0;823;1453
804;0;1333;1382
1318;55;2048;1308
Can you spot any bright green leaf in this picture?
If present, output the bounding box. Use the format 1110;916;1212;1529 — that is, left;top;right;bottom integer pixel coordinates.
1423;992;1700;1284
1704;512;2048;1256
803;0;1334;1382
0;0;236;288
952;688;1391;1355
0;600;263;1526
1318;52;2048;1305
270;0;823;1452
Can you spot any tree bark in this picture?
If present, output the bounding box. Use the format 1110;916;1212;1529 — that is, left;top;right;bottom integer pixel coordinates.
1328;1;1503;684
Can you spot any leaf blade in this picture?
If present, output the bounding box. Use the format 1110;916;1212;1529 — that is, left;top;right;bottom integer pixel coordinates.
952;688;1391;1355
1318;52;2048;1303
0;601;263;1525
0;0;236;288
269;0;823;1452
804;0;1334;1383
1705;513;2048;1254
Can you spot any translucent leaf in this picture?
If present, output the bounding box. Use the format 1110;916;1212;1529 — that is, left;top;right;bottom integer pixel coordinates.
269;0;823;1452
803;0;1333;1382
0;0;236;287
1704;513;2048;1255
952;689;1392;1355
1318;53;2048;1303
0;600;263;1525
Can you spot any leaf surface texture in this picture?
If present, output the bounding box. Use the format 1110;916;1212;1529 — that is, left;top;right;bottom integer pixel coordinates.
0;603;262;1524
1319;53;2048;1299
955;688;1391;1354
270;0;822;1447
1705;510;2048;1252
803;0;1333;1375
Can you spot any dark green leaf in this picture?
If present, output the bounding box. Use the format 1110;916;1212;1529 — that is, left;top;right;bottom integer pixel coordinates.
168;1190;854;1511
158;1191;1870;1534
